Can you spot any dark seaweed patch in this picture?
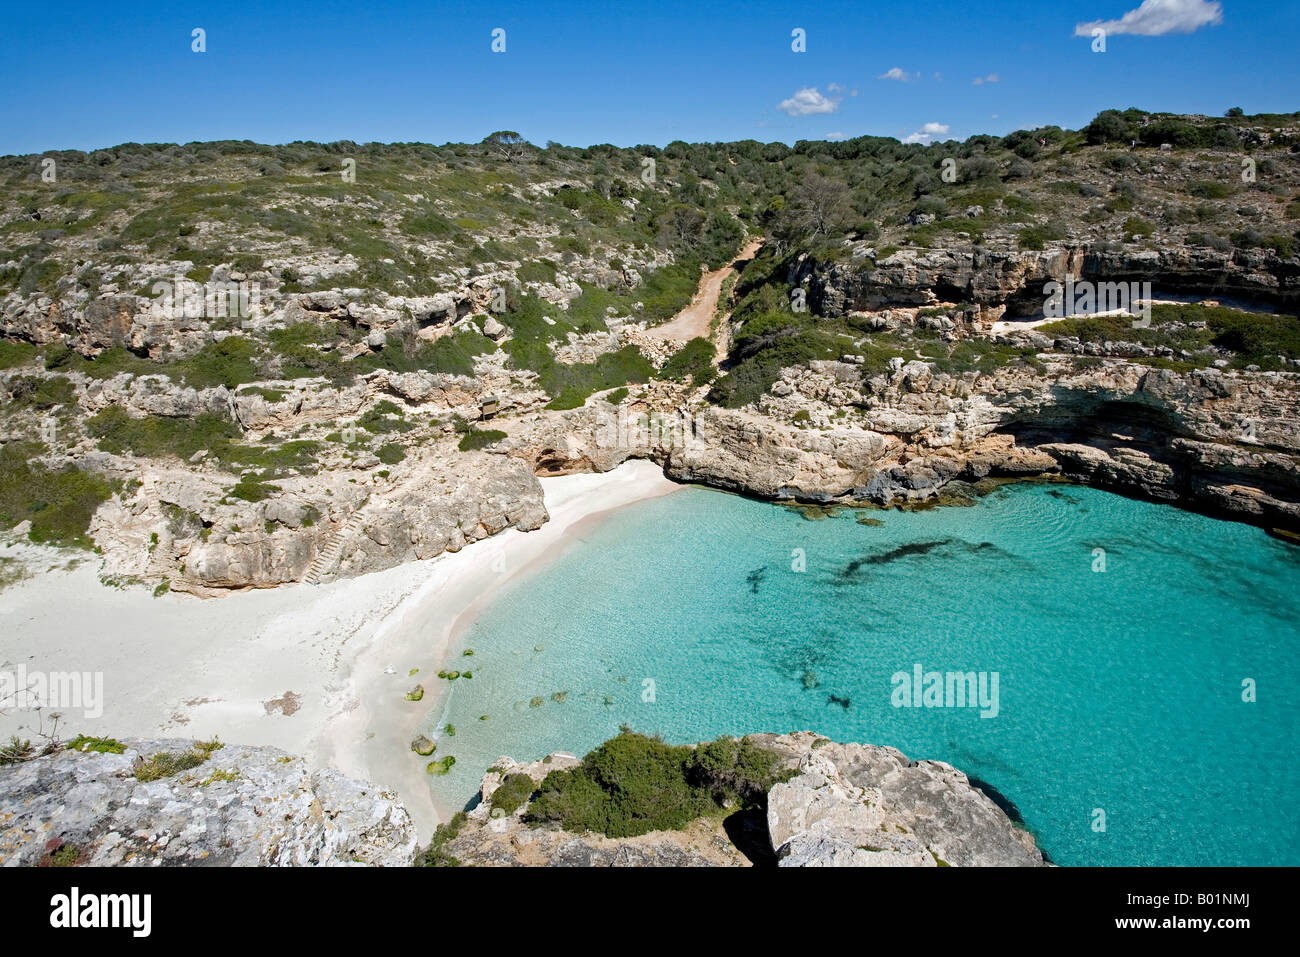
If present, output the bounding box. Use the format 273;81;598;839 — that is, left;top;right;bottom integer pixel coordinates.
840;539;953;579
745;565;768;594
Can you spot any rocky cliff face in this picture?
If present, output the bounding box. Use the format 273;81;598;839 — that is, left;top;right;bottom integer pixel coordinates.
440;732;1045;867
493;349;1300;532
805;240;1299;319
0;737;417;866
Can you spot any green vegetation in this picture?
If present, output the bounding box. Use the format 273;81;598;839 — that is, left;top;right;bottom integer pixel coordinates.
85;406;319;477
133;738;224;781
86;406;239;460
524;730;790;838
66;735;126;754
457;426;507;451
490;773;537;815
414;811;466;867
0;339;37;369
0;441;115;547
227;475;281;502
8;374;75;410
0;736;36;765
376;442;406;464
1040;304;1300;371
660;337;717;385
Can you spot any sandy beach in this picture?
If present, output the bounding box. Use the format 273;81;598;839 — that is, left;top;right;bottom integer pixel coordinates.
0;459;681;842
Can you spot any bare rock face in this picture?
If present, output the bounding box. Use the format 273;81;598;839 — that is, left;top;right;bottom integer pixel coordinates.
0;738;417;866
809;242;1299;317
809;246;1088;316
88;445;548;596
437;732;1044;868
756;733;1043;867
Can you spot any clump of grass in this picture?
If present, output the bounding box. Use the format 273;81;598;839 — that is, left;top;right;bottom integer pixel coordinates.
66;735;126;754
133;738;224;781
457;428;506;451
200;768;239;787
0;736;36;765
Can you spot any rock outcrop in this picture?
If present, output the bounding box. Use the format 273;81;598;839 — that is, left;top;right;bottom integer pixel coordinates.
439;732;1045;867
0;738;418;866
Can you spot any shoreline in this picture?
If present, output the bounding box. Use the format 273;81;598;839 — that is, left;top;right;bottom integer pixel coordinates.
0;459;681;845
315;459;682;839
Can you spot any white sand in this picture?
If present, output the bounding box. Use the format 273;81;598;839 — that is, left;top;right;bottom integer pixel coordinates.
0;459;680;841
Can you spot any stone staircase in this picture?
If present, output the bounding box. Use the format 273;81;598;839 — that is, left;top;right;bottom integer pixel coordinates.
304;500;368;585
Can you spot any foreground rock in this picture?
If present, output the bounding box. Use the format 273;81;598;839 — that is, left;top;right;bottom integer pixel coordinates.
0;738;417;866
440;732;1045;867
760;733;1042;867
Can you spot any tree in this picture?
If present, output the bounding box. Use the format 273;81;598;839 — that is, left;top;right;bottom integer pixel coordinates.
771;172;852;252
482;131;529;162
1225;107;1245;117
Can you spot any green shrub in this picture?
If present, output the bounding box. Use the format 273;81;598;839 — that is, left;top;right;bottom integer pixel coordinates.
415;811;466;867
660;337;717;384
66;735;126;754
1017;223;1064;250
1123;216;1155;238
524;730;789;838
490;773;537;815
1040;304;1300;371
7;374;75;410
86;406;240;460
376;442;406;464
174;336;261;388
228;476;281;502
458;428;506;451
0;441;115;547
0;339;37;370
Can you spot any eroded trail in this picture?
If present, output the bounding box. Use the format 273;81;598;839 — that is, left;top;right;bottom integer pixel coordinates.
645;237;763;346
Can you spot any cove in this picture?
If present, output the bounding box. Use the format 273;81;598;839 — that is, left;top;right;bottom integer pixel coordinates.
419;480;1300;866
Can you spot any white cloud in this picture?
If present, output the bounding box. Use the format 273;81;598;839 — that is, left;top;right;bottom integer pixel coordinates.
777;87;841;116
903;122;950;145
827;82;843;93
826;132;847;141
1074;0;1222;37
878;67;917;82
972;73;1000;85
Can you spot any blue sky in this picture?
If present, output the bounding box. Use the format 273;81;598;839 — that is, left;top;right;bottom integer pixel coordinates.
1;0;1296;154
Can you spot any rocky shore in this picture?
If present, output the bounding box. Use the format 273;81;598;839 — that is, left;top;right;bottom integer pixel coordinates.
438;732;1045;867
0;731;1045;867
0;737;417;866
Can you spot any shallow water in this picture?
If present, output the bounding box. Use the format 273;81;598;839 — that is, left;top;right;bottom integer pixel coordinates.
419;482;1300;866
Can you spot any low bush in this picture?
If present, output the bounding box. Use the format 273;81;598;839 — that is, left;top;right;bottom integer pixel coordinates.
0;441;115;547
523;730;789;838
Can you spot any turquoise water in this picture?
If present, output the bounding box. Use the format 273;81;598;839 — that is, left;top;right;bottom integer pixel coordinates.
420;482;1300;866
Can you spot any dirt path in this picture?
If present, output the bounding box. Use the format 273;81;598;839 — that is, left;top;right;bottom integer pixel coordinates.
646;237;763;344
